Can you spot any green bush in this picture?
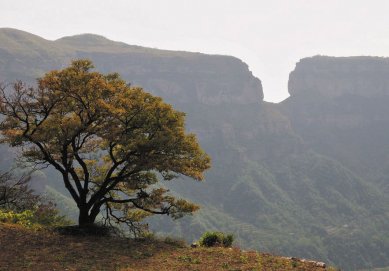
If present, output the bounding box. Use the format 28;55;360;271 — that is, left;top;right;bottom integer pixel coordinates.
0;209;35;227
198;231;234;247
0;204;70;229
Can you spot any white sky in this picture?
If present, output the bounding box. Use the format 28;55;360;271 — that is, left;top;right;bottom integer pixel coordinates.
2;0;389;102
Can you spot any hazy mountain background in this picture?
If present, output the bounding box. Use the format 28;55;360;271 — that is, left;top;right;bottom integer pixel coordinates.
1;28;388;270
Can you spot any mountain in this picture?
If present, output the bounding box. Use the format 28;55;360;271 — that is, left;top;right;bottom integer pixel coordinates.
1;28;389;270
0;28;263;107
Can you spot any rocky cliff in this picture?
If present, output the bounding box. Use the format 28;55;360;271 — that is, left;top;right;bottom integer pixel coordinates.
282;55;389;182
288;55;389;99
0;28;263;107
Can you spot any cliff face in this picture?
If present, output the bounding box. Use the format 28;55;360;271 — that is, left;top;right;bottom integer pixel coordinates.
288;55;389;99
282;56;389;180
76;51;263;107
0;28;263;107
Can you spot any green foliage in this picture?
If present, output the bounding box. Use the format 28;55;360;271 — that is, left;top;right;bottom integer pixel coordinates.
198;231;234;247
0;204;70;229
0;170;71;229
0;209;35;227
0;59;210;229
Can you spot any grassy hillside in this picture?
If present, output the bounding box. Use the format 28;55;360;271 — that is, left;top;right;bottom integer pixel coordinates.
0;223;334;271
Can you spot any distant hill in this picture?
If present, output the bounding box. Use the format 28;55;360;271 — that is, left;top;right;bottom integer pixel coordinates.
1;28;389;270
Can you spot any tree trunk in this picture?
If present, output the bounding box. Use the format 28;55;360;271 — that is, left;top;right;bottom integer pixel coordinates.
78;205;94;227
78;202;102;227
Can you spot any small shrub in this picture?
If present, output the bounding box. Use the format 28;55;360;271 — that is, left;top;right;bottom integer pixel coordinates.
198;231;234;247
178;255;201;264
239;254;249;263
0;209;35;227
0;170;71;229
0;204;70;229
222;233;234;247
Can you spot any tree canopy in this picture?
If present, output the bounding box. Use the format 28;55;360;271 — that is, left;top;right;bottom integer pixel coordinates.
0;59;210;231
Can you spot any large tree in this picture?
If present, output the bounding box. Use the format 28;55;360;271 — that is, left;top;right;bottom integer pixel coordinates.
0;59;210;229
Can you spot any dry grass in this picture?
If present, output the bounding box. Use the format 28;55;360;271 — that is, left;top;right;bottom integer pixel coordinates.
0;223;332;271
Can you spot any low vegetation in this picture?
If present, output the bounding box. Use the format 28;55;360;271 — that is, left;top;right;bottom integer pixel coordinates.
0;207;69;229
198;231;234;247
0;170;70;229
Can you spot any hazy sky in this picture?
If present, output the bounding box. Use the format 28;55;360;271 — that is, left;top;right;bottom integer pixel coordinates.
2;0;389;102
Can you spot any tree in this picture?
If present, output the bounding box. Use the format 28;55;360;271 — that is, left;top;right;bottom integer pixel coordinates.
0;59;211;229
0;171;38;211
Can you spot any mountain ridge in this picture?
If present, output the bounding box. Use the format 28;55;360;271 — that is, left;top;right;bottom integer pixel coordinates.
0;27;263;105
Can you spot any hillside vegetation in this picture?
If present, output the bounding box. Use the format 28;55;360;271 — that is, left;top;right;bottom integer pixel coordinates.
0;223;332;271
